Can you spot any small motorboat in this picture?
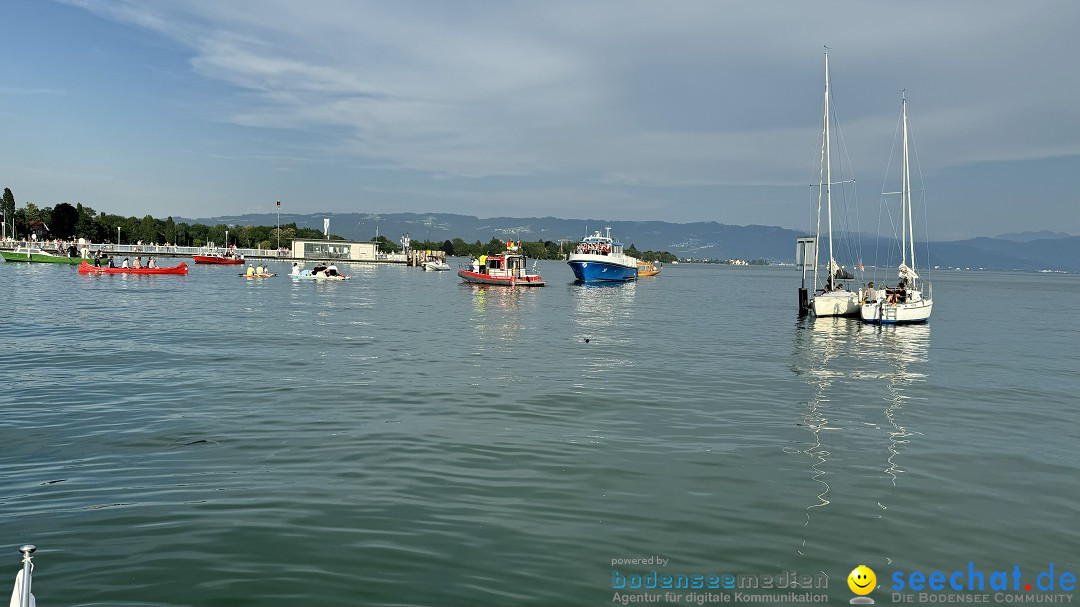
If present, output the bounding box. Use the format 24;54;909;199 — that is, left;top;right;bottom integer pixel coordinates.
1;245;88;264
290;269;349;281
193;252;244;264
422;259;451;271
78;261;189;275
636;260;661;277
241;273;277;279
457;243;544;286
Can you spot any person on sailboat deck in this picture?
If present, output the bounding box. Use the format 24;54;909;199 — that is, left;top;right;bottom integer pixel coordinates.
864;282;875;303
886;282;907;304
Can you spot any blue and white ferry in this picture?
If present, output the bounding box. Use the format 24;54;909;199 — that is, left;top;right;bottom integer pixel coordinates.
567;228;639;282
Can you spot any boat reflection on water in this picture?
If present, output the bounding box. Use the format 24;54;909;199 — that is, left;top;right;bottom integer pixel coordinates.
874;324;930;485
465;283;539;342
570;281;636;331
789;317;930;556
570;281;637;383
789;318;861;531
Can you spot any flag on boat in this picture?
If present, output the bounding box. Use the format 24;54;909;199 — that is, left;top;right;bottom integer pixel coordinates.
276;200;281;207
8;569;36;607
323;218;330;238
858;260;864;272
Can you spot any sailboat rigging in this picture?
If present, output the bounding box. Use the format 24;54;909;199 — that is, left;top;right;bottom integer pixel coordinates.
806;48;862;318
861;93;933;324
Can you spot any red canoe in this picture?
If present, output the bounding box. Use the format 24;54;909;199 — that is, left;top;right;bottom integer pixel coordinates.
79;261;189;275
193;254;244;265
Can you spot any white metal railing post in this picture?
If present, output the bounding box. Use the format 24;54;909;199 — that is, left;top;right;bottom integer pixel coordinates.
19;544;35;607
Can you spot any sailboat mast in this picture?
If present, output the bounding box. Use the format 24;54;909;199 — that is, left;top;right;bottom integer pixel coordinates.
813;51;828;293
902;94;914;270
824;51;834;290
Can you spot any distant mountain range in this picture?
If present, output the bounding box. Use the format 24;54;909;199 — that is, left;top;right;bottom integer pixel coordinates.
177;212;1079;273
993;230;1074;242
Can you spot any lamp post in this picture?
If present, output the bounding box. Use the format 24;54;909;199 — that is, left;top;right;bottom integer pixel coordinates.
276;200;281;250
225;230;229;251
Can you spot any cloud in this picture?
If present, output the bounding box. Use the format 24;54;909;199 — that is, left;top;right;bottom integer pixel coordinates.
40;0;1080;236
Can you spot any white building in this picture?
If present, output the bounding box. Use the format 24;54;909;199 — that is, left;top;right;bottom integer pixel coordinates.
290;239;379;262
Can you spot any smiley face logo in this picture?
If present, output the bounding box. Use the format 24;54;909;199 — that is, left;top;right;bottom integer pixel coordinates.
847;565;876;595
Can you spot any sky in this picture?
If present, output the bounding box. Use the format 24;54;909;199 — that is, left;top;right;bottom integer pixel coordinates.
1;1;1078;240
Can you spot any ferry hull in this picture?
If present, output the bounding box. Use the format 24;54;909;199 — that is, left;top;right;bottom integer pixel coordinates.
567;259;637;283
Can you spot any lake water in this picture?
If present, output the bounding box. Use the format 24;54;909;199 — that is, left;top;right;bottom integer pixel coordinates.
2;260;1078;606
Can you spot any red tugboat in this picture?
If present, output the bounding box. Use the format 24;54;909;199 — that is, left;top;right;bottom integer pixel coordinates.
457;241;544;287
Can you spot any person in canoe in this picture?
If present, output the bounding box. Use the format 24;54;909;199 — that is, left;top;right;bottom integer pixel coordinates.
122;257;130;268
311;262;328;276
326;263;340;277
290;262;301;276
132;257;143;269
147;256;157;268
246;265;255;277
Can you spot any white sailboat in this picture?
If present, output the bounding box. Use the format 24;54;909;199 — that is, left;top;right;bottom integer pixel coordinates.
810;49;862;318
861;94;933;324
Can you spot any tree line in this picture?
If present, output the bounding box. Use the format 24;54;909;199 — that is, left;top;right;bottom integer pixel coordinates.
401;237;678;262
1;190;327;248
1;188;679;260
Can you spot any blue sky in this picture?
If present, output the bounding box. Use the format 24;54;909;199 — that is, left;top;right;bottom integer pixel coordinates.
1;0;1078;240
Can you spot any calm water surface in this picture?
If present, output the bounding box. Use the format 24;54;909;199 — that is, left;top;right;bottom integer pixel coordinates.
1;261;1078;606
